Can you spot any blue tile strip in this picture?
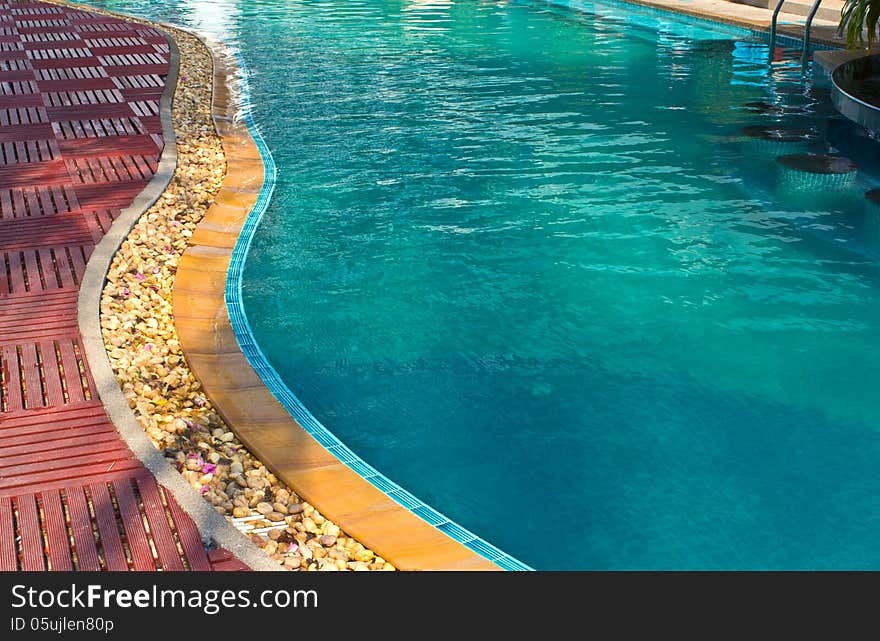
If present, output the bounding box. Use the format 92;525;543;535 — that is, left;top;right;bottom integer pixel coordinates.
223;53;533;571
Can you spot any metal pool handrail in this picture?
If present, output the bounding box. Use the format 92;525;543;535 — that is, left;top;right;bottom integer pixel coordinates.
768;0;787;57
801;0;825;66
769;0;824;66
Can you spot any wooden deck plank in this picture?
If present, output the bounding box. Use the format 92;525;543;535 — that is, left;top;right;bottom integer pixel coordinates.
16;493;46;571
0;496;17;570
41;489;74;571
0;439;131;469
89;482;129;570
165;490;211;571
16;340;42;409
55;246;76;288
37;247;58;289
0;400;105;428
0;249;9;295
113;478;156;571
0;442;133;475
135;475;184;571
2;343;24;413
39;339;65;406
0;457;143;493
0;429;119;454
56;338;84;403
64;485;101;571
8;249;26;294
68;242;86;281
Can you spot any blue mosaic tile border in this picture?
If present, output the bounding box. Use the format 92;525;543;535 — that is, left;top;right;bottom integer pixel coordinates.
222;54;533;572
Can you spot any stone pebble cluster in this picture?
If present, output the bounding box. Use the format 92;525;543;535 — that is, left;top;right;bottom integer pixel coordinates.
98;24;393;572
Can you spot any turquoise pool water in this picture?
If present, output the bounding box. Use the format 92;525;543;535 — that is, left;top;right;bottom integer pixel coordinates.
91;0;880;569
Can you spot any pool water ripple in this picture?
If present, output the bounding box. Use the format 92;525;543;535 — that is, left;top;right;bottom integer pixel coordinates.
90;0;880;569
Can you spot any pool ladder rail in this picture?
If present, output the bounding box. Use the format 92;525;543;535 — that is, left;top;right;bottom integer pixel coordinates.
768;0;825;66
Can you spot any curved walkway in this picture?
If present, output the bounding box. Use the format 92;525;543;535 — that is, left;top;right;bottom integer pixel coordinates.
0;0;244;571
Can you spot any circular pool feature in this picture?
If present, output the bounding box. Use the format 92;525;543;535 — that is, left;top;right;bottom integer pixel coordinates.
865;188;880;206
776;153;859;192
740;126;818;157
777;154;859;174
91;0;880;570
832;53;880;133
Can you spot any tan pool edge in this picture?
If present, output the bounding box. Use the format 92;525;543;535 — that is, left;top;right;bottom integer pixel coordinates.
172;36;501;572
621;0;845;47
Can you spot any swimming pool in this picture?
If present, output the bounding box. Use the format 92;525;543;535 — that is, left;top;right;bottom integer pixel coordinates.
90;0;880;569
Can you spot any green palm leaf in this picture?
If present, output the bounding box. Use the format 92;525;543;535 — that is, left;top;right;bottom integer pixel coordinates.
840;0;880;48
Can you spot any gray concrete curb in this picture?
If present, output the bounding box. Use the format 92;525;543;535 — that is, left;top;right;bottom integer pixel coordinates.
76;26;281;572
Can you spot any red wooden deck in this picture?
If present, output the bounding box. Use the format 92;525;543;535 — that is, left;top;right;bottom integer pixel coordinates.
0;0;246;571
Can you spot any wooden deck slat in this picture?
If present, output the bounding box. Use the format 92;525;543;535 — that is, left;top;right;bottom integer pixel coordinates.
113;478;156;571
136;475;184;571
0;248;9;295
39;338;65;405
16;493;46;571
0;446;133;478
0;496;17;570
0;440;131;469
0;456;143;492
8;250;25;294
89;482;128;570
68;242;86;280
22;247;39;291
0;463;146;499
166;491;211;571
0;428;119;454
56;337;84;403
19;337;43;409
37;247;57;289
64;485;100;571
55;246;76;288
0;424;116;449
41;489;73;571
2;343;24;412
0;399;104;428
0;421;115;452
0;327;78;344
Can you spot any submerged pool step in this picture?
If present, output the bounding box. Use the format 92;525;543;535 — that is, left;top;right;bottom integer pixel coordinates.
776;153;859;191
740;125;820;156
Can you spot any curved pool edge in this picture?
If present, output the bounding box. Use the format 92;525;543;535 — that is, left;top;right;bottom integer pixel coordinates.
174;0;840;575
171;31;528;571
831;52;880;132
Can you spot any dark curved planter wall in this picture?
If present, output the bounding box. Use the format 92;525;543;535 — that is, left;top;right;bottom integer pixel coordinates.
832;53;880;133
